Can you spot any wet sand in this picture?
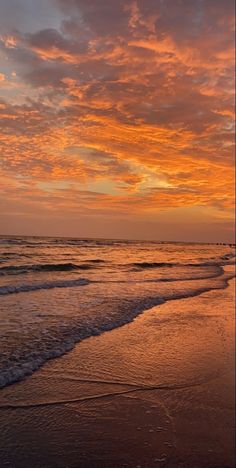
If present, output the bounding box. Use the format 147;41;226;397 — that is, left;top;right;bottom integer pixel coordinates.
0;279;235;467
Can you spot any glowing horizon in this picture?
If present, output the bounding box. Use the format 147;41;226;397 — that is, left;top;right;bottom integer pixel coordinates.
0;0;235;242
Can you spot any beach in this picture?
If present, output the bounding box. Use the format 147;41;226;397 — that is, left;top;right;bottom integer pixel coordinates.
0;237;235;467
0;0;235;465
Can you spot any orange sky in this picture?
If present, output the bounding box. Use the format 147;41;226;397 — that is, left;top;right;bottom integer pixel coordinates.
0;0;235;242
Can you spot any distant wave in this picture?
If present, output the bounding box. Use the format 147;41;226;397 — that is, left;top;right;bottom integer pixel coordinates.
132;262;175;269
0;237;134;247
0;238;25;245
220;252;236;261
131;256;235;270
3;260;231;276
88;259;105;263
0;262;103;276
0;252;23;257
0;278;90;295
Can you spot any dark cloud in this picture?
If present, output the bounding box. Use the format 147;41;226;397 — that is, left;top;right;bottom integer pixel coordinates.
27;28;88;54
56;0;129;36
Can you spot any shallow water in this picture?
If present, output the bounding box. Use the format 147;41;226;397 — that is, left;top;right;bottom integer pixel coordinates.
0;277;234;467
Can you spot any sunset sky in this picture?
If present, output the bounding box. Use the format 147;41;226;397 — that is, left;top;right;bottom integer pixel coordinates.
0;0;235;242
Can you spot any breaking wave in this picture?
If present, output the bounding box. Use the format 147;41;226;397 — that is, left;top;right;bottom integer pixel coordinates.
0;278;90;295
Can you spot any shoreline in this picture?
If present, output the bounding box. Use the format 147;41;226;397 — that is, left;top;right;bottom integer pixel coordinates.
0;265;234;391
0;277;235;467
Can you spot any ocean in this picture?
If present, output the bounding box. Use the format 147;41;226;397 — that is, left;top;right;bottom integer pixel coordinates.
0;235;235;390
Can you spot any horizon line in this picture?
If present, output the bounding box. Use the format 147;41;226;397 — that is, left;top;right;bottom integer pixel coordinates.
0;233;235;246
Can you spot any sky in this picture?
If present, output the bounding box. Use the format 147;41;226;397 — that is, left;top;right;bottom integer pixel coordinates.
0;0;235;242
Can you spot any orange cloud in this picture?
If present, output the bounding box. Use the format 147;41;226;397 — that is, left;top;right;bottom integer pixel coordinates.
0;0;234;240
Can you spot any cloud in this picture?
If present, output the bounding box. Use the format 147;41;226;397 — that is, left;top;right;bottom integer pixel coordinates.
0;0;234;240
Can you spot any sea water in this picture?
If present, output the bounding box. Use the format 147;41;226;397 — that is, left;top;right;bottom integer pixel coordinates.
0;236;235;388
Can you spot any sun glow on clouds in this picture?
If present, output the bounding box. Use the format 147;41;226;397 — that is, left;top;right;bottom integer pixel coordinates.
0;0;235;241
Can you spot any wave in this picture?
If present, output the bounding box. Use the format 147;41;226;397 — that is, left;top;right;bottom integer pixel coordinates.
0;270;234;389
0;265;225;296
220;252;236;261
88;259;105;263
0;277;90;295
132;262;175;269
0;238;124;247
0;262;102;276
0;238;25;245
131;256;235;270
0;252;23;257
105;265;224;283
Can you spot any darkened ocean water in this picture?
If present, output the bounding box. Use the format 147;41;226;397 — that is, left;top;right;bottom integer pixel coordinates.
0;236;235;389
